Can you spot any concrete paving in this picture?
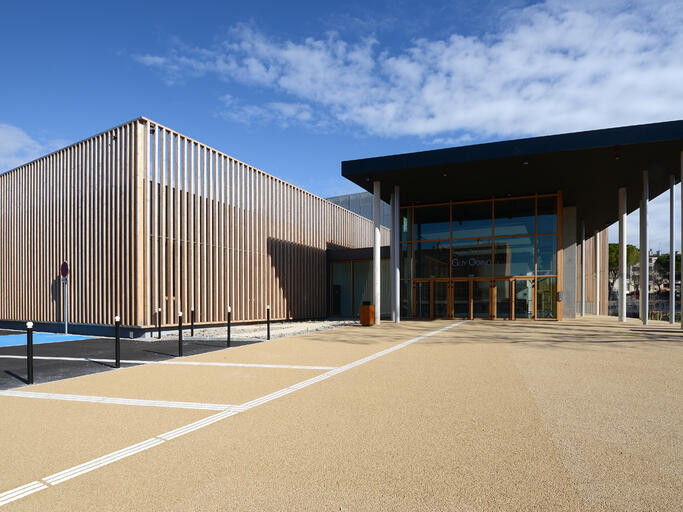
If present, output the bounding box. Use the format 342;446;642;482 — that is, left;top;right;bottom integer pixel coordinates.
0;317;680;511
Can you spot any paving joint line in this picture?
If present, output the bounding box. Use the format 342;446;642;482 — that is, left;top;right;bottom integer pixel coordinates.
0;321;464;507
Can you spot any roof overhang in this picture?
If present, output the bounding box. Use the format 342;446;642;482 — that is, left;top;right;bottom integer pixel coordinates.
341;120;683;235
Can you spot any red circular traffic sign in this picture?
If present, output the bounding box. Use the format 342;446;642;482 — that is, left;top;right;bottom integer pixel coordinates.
60;262;69;278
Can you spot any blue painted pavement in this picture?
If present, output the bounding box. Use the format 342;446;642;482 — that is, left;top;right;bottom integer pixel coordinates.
0;332;95;348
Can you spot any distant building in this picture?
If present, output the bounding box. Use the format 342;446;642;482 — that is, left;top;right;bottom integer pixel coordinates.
326;192;392;228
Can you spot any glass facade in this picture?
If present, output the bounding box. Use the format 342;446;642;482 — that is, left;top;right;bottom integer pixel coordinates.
330;258;391;318
400;193;560;320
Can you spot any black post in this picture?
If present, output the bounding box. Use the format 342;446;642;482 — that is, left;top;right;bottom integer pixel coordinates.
227;306;231;347
267;305;271;340
178;312;183;357
157;308;161;339
114;316;121;368
191;308;195;337
26;322;34;385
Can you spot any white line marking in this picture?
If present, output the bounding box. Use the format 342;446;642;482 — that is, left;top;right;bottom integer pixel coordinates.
0;390;236;411
0;322;463;507
0;481;48;507
43;438;165;485
0;354;335;370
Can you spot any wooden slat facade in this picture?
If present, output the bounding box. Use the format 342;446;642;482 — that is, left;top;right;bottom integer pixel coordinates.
0;117;390;329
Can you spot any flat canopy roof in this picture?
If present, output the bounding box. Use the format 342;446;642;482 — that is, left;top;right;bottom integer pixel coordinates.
342;120;683;235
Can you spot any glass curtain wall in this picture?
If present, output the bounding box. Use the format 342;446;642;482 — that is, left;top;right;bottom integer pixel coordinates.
400;193;560;320
329;259;391;317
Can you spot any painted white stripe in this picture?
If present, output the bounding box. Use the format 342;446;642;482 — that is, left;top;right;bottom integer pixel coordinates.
43;438;165;486
0;322;463;507
0;354;335;370
0;481;48;507
0;390;236;411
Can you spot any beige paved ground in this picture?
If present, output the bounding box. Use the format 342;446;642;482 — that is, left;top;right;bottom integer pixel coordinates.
2;317;681;511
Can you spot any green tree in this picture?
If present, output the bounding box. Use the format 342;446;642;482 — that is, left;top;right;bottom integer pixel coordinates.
608;243;639;296
654;253;680;283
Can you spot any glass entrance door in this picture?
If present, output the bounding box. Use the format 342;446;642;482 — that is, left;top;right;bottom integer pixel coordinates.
514;279;534;319
495;280;511;319
472;280;491;319
433;281;449;318
452;280;470;319
415;281;431;319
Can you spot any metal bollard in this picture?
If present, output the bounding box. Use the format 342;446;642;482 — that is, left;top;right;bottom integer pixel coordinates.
227;306;231;347
114;316;121;368
157;308;161;339
26;322;34;385
178;312;183;357
266;305;271;340
191;308;195;337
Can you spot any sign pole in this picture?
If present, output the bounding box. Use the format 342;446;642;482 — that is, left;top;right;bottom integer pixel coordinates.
60;261;69;334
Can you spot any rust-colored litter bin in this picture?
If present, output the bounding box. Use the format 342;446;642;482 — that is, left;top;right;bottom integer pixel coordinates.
360;303;375;326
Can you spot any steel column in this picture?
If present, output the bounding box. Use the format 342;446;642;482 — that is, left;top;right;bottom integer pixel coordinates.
670;175;675;324
394;185;401;323
389;191;396;322
595;230;600;315
618;187;627;322
580;221;586;317
373;181;381;325
641;170;649;325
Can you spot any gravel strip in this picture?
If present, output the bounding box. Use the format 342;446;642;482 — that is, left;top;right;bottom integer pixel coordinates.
159;319;358;341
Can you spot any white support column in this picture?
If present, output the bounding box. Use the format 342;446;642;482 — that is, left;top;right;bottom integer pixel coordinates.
618;187;627;322
580;221;586;317
595;230;600;315
373;180;381;325
389;191;396;322
641;170;649;325
394;185;401;323
670;175;675;324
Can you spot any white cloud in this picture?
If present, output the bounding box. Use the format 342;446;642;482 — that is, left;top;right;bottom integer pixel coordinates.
0;123;44;173
135;0;683;140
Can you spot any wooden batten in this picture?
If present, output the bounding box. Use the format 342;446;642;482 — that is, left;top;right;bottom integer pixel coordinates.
0;117;389;329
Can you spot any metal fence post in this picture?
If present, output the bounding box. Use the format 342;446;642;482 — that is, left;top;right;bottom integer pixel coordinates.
157;307;161;339
267;305;271;340
114;316;121;368
227;306;231;347
178;312;183;357
26;322;34;385
191;308;195;337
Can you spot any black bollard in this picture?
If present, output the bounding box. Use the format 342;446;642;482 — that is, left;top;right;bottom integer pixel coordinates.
191;308;195;337
178;312;183;357
114;316;121;368
227;306;231;347
157;308;161;339
266;305;271;340
26;322;34;385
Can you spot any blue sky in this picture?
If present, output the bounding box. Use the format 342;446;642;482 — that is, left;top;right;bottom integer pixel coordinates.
1;0;683;250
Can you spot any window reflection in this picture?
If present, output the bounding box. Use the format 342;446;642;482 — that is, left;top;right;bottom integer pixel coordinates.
413;205;450;240
451;239;492;277
452;201;492;239
537;236;557;275
494;198;534;236
537;277;557;318
400;208;413;241
415;241;450;278
537;196;557;233
493;237;535;276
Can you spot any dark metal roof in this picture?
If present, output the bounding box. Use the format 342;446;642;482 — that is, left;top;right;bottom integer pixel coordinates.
341;119;683;236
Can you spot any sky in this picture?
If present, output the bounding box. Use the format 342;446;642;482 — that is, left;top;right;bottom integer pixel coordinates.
1;0;683;250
